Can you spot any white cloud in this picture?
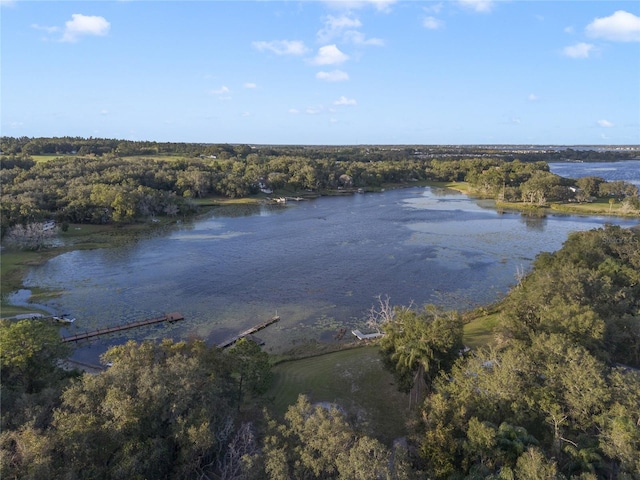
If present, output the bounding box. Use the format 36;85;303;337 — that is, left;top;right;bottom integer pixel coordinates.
209;86;230;95
562;42;594;59
343;30;385;46
597;119;614;128
316;70;350;82
0;0;16;7
318;14;362;42
458;0;495;13
564;26;575;34
306;107;323;115
528;93;538;101
244;82;257;89
334;96;357;106
367;0;398;12
423;3;443;14
209;86;231;99
586;10;640;42
311;44;349;65
317;14;383;46
423;16;444;30
100;109;109;115
324;0;398;13
288;108;300;114
61;14;110;42
252;40;308;55
31;24;61;34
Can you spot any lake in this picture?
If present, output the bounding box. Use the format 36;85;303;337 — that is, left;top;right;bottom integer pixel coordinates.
13;167;639;364
548;159;640;188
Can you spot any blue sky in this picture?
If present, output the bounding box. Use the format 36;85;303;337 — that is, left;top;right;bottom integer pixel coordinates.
2;1;639;145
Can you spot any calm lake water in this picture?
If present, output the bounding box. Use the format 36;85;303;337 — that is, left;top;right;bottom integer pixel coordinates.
549;160;640;188
11;161;640;363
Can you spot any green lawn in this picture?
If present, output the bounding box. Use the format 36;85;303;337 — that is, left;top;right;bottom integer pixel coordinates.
266;345;410;444
31;155;70;162
463;312;499;348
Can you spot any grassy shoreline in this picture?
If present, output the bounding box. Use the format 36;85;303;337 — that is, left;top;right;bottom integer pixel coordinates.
425;180;640;218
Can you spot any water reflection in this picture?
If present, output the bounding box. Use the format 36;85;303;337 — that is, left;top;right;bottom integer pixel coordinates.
519;214;547;231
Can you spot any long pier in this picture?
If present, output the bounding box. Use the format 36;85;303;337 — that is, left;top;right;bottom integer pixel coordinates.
218;315;280;349
61;313;184;343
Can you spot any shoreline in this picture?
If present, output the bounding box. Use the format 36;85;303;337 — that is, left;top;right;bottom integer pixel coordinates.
2;182;639;317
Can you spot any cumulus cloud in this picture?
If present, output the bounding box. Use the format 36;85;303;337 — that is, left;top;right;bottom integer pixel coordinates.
562;42;595;59
61;14;110;42
318;14;361;42
334;96;357;106
423;16;444;30
528;93;538;101
458;0;495;13
586;10;640;42
288;108;300;114
243;82;257;89
252;40;308;55
316;70;350;82
311;44;349;65
597;119;614;128
317;14;383;46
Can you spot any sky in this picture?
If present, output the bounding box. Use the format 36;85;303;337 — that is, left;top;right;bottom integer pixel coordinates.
1;0;639;145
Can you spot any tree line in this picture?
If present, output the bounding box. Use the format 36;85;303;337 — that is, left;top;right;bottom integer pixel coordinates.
2;137;638;163
2;225;639;478
2;139;638;243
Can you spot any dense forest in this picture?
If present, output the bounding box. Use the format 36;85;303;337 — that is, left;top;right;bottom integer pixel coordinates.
1;225;639;479
1;137;638;242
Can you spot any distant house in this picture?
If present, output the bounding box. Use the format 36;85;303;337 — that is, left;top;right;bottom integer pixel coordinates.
258;179;273;194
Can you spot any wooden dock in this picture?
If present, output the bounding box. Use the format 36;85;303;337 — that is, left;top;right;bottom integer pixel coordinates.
61;313;184;343
218;315;280;349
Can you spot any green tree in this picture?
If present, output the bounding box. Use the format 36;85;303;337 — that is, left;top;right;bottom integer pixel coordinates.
515;447;559;480
49;339;238;479
0;320;71;395
379;305;463;403
228;338;273;409
263;395;394;480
